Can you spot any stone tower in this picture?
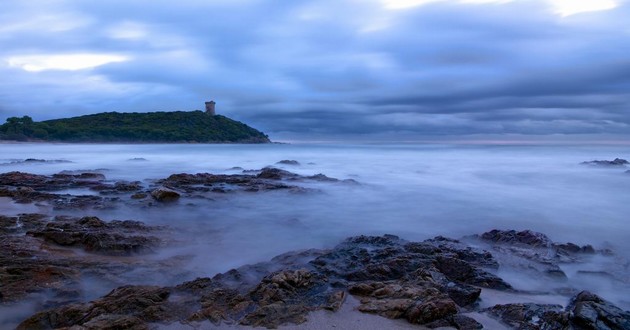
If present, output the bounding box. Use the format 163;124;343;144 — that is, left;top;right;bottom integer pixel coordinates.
205;101;216;115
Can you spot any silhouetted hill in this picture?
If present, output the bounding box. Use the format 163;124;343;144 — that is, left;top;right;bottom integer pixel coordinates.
0;111;270;143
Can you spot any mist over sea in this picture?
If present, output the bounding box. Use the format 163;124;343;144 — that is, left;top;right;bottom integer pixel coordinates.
2;142;629;311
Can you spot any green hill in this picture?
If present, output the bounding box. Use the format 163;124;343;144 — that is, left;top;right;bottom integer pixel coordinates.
0;111;270;143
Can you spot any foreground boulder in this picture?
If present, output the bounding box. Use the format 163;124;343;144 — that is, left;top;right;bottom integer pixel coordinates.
570;291;630;330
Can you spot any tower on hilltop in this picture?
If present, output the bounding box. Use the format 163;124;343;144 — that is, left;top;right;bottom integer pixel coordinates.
205;101;216;115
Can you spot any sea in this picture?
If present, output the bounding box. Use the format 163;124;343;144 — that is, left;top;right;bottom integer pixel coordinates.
1;142;629;312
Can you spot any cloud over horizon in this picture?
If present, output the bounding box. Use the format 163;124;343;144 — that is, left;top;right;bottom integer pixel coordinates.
0;0;628;140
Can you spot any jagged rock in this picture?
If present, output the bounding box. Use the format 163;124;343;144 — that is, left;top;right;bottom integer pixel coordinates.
27;216;163;256
131;192;148;199
445;282;482;307
12;231;630;330
256;167;299;180
480;229;553;248
150;187;181;202
0;171;47;187
114;181;142;191
424;314;483;329
485;291;630;329
17;286;178;330
581;158;629;166
435;256;512;290
307;173;339;182
485;303;568;329
569;291;630;330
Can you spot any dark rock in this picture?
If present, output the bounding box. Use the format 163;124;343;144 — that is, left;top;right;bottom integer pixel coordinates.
480;229;552;248
581;158;629;166
17;286;178;330
0;171;48;186
256;167;299;180
27;216;163;255
485;303;568;329
128;158;148;161
13;230;630;330
445;282;482;307
569;291;630;330
307;173;339;182
554;242;596;255
131;192;148;199
115;181;142;191
435;256;512;290
151;187;181;202
424;314;483;329
276;160;300;165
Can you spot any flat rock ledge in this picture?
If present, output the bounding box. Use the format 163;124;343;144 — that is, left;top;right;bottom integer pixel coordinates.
15;229;630;330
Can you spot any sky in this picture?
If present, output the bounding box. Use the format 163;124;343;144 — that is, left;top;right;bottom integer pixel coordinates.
0;0;629;141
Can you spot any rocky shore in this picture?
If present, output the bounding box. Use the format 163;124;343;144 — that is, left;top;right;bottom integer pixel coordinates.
1;165;629;329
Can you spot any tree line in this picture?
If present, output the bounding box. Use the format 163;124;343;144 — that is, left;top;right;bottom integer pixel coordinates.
0;111;270;143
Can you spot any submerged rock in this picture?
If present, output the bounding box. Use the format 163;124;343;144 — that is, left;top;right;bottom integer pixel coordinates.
581;158;629;166
480;229;553;248
276;160;300;165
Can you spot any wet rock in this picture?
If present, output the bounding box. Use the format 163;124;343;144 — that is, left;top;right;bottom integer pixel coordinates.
486;291;630;329
151;186;181;202
17;286;178;330
480;229;553;248
445;282;482;307
554;242;595;255
256;167;299;180
114;181;142;191
307;173;339;182
435;256;512;290
569;291;630;330
13;230;630;330
0;171;47;187
276;160;300;165
424;314;483;329
485;303;568;329
27;216;163;255
131;192;148;199
581;158;629;166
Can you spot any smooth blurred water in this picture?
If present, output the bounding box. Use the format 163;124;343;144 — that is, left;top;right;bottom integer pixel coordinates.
1;142;629;304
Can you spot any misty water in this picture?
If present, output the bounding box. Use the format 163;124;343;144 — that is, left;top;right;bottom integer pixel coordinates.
1;142;630;323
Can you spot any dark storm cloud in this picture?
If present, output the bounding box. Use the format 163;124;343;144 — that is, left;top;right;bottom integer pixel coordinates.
0;0;629;140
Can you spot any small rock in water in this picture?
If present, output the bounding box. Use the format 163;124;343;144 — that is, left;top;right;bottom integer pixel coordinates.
277;160;300;165
150;187;180;202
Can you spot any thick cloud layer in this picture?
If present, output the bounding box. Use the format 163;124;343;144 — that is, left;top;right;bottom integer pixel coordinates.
0;0;628;140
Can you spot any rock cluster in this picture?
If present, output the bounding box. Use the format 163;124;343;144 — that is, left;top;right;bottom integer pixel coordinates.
16;229;630;329
486;291;630;329
0;214;172;305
